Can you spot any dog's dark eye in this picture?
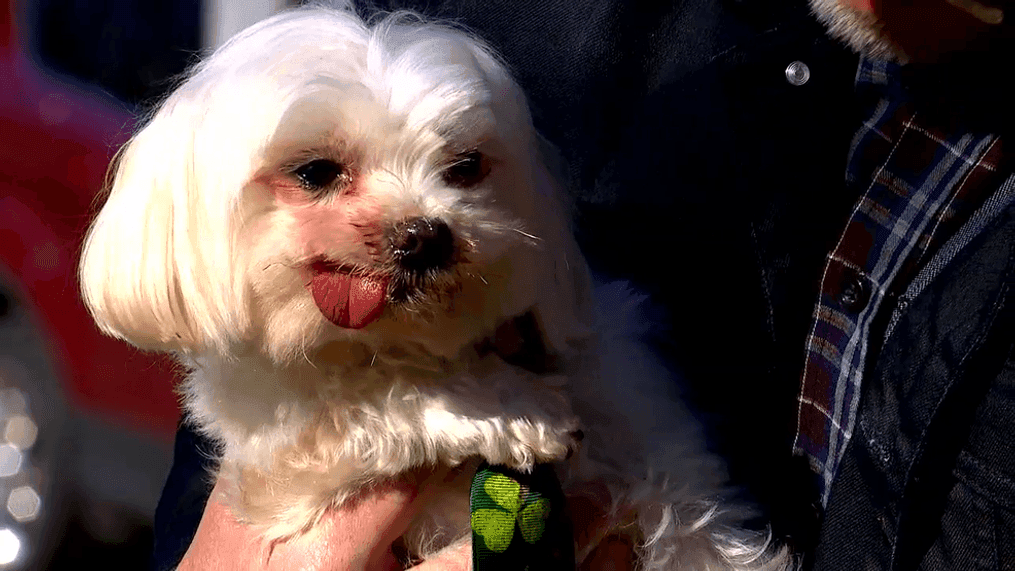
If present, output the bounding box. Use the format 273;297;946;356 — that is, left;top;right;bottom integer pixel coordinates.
442;151;490;188
293;159;345;192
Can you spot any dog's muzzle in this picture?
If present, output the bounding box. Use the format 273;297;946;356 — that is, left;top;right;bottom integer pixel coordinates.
307;217;460;329
389;217;456;274
386;216;461;305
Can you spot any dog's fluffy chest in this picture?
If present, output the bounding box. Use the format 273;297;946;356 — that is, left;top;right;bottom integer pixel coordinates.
181;341;588;539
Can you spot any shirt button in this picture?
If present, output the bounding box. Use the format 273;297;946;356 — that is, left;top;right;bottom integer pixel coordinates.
785;61;810;86
839;271;871;313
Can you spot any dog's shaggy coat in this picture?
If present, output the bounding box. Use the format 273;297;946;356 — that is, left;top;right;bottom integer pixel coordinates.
80;4;790;569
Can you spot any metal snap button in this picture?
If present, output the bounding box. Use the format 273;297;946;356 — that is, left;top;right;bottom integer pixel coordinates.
785;61;811;86
839;271;871;313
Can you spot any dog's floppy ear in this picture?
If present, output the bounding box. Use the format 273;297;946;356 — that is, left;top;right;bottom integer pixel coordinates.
79;95;251;354
78;6;371;355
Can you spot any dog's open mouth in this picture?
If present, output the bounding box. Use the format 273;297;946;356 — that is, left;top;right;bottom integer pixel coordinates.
307;217;466;329
307;261;390;329
308;260;557;373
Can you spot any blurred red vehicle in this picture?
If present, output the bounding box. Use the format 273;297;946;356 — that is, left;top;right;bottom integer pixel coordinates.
1;0;180;567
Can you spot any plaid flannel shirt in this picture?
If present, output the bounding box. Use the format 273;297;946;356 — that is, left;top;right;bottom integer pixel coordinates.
792;57;1010;505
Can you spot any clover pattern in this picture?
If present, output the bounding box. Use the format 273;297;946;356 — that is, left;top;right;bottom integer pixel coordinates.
471;472;553;553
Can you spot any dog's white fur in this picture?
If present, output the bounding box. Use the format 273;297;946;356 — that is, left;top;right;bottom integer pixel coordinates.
808;0;902;61
80;4;790;569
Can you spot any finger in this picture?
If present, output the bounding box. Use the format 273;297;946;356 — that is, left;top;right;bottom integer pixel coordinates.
566;483;614;560
408;538;471;571
566;483;639;569
177;481;267;571
580;535;636;571
268;480;421;571
178;478;423;571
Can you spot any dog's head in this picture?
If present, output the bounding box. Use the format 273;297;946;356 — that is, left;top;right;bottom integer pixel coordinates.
80;5;591;367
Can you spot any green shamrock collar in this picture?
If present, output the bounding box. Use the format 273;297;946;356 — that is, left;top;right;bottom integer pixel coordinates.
470;461;575;570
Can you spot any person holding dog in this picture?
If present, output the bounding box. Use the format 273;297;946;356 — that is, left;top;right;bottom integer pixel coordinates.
158;0;1015;569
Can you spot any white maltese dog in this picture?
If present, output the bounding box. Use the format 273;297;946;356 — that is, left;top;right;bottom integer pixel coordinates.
80;3;789;569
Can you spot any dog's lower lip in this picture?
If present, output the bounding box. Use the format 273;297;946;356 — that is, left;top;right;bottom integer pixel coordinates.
310;260;351;274
307;259;391;284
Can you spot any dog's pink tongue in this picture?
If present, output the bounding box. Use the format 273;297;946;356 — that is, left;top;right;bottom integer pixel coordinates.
308;270;388;329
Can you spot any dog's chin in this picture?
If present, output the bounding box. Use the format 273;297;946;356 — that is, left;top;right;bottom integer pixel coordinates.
301;308;554;385
253;257;551;373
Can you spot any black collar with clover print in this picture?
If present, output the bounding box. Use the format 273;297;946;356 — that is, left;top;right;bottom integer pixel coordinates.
470;461;575;570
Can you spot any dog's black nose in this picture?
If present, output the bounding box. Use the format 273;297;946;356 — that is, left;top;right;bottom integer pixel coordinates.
391;217;455;273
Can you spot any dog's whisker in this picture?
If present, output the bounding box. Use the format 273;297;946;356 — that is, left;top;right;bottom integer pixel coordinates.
263;260;306;272
510;228;542;242
300;333;316;368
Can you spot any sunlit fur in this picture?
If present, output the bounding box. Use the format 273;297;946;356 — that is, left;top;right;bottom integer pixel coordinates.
809;0;904;61
80;4;790;569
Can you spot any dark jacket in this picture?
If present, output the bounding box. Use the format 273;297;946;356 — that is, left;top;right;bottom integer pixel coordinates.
153;1;1015;569
377;1;1015;568
813;176;1015;570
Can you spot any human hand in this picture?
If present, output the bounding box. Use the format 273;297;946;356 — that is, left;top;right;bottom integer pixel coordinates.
177;477;632;570
177;477;468;571
873;0;1010;61
568;484;636;571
